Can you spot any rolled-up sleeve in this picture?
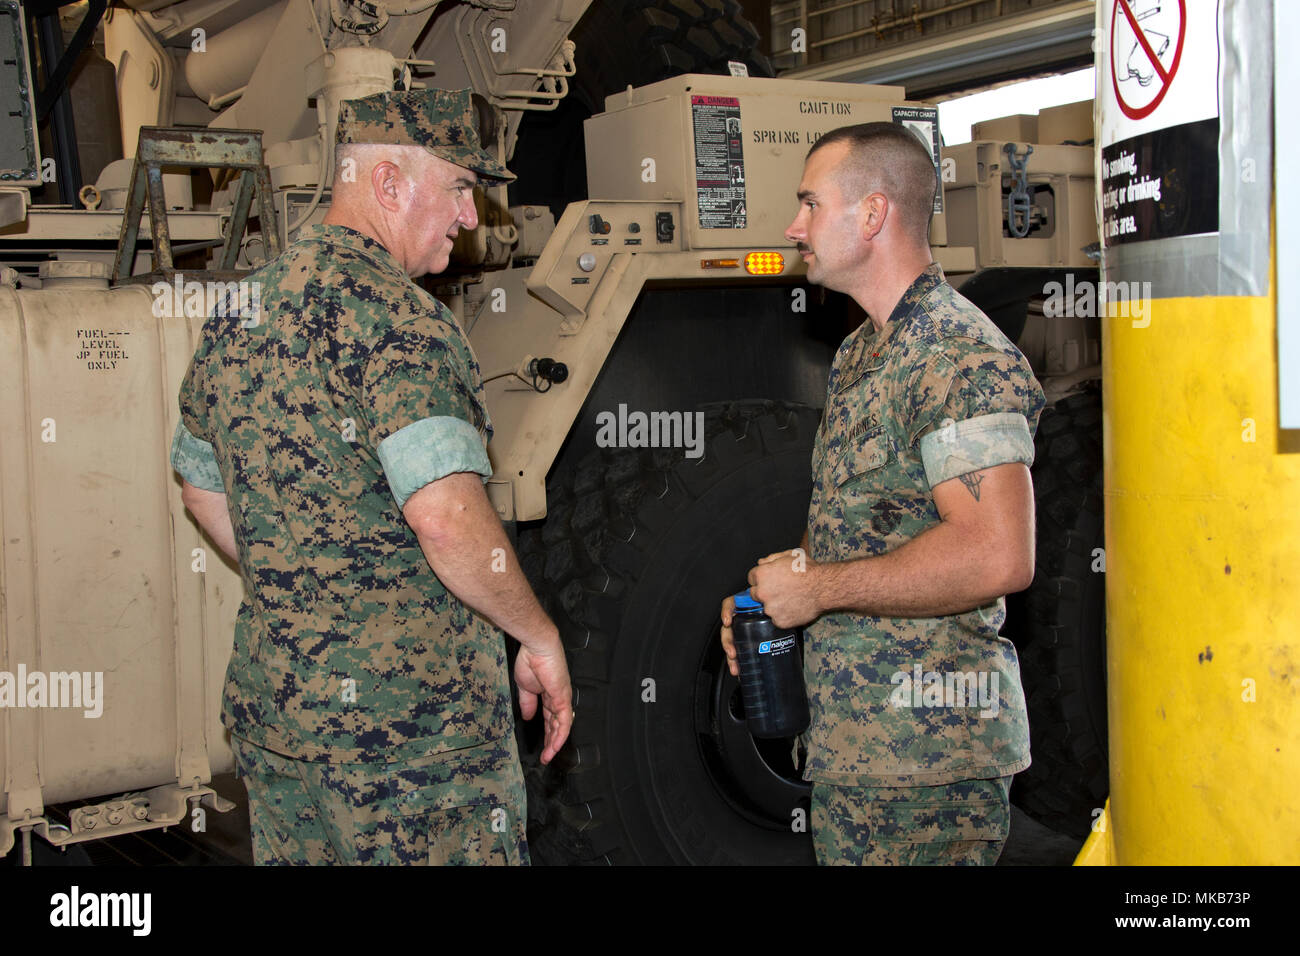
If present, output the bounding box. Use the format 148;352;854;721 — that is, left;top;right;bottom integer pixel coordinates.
919;411;1034;487
377;415;492;509
172;337;225;492
170;419;225;491
907;337;1045;489
363;310;492;509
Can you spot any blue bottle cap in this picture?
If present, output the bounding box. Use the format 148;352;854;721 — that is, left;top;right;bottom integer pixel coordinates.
733;590;763;612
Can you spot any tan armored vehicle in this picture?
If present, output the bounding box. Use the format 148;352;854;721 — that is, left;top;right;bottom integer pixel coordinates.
0;0;1102;864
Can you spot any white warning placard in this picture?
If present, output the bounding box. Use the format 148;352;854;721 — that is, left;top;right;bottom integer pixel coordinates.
1098;0;1221;245
1098;0;1219;150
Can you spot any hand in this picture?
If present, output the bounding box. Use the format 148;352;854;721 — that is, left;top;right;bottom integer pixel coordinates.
719;594;739;677
748;548;822;629
514;640;574;764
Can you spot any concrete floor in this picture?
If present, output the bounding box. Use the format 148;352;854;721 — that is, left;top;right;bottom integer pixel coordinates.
1000;807;1088;865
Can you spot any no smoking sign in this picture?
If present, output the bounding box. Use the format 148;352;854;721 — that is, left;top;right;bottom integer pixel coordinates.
1099;0;1219;246
1110;0;1187;120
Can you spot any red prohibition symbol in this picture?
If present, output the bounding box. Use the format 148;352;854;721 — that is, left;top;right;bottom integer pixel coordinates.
1110;0;1187;120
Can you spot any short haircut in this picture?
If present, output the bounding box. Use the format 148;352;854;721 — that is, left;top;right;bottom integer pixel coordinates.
334;142;393;184
807;123;938;243
332;142;440;187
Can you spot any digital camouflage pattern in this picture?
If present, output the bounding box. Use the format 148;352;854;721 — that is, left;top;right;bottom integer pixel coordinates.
810;775;1011;865
335;87;515;183
170;223;513;764
803;261;1045;785
231;732;528;865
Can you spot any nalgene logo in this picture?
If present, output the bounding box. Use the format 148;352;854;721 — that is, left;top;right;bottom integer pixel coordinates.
760;636;796;655
758;641;772;654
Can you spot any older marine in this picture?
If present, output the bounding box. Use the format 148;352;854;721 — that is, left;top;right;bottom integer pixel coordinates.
171;87;572;865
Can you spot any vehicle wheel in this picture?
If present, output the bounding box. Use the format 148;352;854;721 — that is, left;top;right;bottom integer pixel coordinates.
957;267;1099;346
518;401;819;864
510;0;773;215
1005;386;1109;838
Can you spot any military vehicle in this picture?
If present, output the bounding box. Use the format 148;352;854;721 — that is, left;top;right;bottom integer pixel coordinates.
0;0;1103;864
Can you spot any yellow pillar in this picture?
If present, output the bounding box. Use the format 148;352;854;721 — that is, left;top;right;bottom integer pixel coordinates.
1080;0;1297;866
1090;251;1300;863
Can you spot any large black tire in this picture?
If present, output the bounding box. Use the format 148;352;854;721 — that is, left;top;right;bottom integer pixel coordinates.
519;402;819;865
510;0;773;215
957;268;1099;348
1005;387;1109;837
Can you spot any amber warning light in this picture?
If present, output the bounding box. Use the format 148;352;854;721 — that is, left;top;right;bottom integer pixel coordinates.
744;252;785;275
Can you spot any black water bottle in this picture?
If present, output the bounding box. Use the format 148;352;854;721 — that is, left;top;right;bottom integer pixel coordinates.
730;590;810;738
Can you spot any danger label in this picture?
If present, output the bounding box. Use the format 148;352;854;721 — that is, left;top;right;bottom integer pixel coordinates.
692;95;747;229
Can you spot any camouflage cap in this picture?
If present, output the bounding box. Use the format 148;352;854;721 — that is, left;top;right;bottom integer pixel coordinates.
335;88;515;183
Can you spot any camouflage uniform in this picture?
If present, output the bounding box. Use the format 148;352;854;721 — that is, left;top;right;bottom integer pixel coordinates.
803;262;1045;865
334;87;514;178
230;732;527;865
169;88;525;865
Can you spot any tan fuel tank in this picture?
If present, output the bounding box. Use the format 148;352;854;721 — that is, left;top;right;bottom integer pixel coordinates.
0;284;239;826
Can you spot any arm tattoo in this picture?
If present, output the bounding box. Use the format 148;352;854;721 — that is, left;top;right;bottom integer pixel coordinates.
959;471;985;501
